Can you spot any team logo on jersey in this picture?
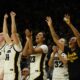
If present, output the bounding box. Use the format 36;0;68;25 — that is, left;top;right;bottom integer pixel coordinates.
30;56;35;63
7;50;11;53
67;52;78;62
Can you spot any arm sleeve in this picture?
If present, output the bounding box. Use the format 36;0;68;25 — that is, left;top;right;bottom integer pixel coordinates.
13;42;22;52
40;45;48;54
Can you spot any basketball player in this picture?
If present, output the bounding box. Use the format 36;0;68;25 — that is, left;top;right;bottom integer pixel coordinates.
3;12;22;80
0;33;6;80
21;67;29;80
63;14;80;80
48;45;69;80
23;29;48;80
46;17;69;80
46;15;80;80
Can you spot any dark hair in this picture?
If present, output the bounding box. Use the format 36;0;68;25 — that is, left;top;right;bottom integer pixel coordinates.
41;31;46;38
40;31;46;44
25;24;32;32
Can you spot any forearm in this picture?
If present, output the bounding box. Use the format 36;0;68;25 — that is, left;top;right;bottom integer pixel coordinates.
48;57;54;67
68;23;80;47
68;23;80;37
11;16;17;33
22;40;29;56
49;24;59;40
28;37;33;54
3;15;11;44
10;12;20;44
3;18;8;33
48;52;54;67
58;53;67;64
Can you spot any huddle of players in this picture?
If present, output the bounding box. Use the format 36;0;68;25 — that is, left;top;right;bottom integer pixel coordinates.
0;11;80;80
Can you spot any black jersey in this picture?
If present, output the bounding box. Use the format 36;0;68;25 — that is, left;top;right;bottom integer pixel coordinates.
64;46;80;80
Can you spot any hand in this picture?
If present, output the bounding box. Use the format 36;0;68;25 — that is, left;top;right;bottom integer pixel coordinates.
51;46;58;58
25;29;32;38
63;14;71;25
26;36;29;41
10;11;16;17
46;16;53;27
4;14;8;19
52;46;58;53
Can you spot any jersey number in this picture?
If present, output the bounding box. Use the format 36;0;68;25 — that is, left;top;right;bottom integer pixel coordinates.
54;60;63;67
5;54;9;60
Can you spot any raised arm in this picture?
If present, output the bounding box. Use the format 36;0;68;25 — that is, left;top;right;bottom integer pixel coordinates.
10;11;20;45
3;14;11;44
22;29;33;56
64;14;80;47
57;49;68;64
46;16;59;40
46;16;64;51
22;37;29;56
48;46;57;68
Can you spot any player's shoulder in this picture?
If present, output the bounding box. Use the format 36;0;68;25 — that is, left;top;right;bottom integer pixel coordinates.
40;44;48;54
40;44;48;48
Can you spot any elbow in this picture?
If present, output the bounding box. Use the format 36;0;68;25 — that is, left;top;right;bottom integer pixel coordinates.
22;50;32;56
22;53;27;57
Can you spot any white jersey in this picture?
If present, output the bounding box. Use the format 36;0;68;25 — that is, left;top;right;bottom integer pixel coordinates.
0;44;6;68
0;43;7;76
4;42;22;80
52;52;69;80
29;44;48;80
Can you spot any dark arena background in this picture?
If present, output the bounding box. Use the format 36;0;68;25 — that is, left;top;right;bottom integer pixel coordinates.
0;0;80;42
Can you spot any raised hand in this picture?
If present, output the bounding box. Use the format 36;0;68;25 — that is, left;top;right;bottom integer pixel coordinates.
52;46;58;53
10;11;16;17
46;16;53;27
4;14;8;19
63;14;71;25
25;29;32;39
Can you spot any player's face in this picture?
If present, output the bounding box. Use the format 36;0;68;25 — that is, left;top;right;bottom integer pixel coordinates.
21;68;29;76
36;32;45;44
69;37;77;48
58;38;66;45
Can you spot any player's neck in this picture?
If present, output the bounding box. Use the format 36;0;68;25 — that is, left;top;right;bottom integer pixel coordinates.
37;42;43;46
